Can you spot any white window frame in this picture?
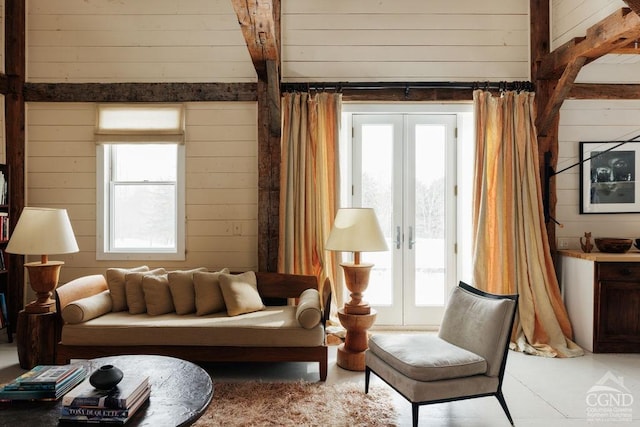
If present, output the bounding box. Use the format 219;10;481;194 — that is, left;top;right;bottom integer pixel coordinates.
96;104;186;261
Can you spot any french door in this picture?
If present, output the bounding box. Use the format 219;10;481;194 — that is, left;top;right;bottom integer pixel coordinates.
352;114;457;326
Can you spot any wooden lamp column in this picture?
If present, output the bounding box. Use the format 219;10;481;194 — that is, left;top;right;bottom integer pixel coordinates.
326;208;388;371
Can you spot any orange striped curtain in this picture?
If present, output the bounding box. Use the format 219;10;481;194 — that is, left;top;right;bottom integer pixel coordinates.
472;90;583;358
279;92;342;311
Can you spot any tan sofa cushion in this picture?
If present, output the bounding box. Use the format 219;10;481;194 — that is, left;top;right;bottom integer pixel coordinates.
368;334;487;381
62;290;113;324
193;269;230;316
296;288;322;329
125;268;166;314
219;271;265;317
143;274;174;316
61;307;324;348
167;267;208;315
106;266;149;312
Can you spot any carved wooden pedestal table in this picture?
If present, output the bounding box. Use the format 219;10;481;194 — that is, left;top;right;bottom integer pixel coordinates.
1;355;213;426
337;308;377;371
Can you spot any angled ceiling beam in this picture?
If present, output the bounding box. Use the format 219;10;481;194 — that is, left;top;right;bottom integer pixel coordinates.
231;0;278;79
536;56;587;136
624;0;640;16
538;8;640;79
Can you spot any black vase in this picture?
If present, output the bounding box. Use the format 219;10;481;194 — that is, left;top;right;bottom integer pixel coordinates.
90;365;124;390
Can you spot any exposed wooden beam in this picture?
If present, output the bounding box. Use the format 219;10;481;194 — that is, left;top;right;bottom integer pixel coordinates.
624;0;640;16
233;0;281;272
530;0;551;81
5;0;26;340
536;57;587;137
266;60;281;136
231;0;278;79
569;83;640;98
610;38;640;53
0;74;8;94
24;82;257;102
538;8;640;79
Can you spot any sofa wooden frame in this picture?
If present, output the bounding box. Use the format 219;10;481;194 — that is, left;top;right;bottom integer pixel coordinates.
54;272;331;381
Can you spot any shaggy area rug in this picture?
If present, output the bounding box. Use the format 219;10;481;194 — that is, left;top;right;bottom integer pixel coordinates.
192;381;397;426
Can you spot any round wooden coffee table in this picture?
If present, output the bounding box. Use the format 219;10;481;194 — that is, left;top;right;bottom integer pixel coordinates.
0;355;213;426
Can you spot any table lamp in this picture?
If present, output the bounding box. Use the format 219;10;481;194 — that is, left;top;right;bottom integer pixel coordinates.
325;208;388;315
6;207;79;313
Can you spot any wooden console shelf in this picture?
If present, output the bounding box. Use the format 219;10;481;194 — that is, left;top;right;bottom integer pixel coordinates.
559;250;640;353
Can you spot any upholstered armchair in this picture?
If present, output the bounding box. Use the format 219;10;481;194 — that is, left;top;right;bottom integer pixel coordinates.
365;281;518;427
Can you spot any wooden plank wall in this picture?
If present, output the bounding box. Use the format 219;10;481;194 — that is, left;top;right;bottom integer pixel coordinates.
27;0;255;83
556;99;640;248
552;1;640;248
281;0;530;82
552;0;625;48
26;102;258;282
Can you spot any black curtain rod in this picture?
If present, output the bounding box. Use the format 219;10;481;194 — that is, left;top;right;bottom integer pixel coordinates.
281;81;534;93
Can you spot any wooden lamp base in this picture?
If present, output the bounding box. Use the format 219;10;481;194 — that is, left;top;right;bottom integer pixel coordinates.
340;262;374;315
24;261;64;314
337;308;377;371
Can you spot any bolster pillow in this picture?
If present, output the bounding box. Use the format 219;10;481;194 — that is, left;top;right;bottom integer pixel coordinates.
61;290;113;324
296;288;322;329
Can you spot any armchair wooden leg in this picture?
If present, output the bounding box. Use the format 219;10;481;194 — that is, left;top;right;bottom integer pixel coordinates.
495;391;515;426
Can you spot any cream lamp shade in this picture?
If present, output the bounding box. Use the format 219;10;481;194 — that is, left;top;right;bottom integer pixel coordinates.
6;207;79;313
7;207;79;259
325;208;388;261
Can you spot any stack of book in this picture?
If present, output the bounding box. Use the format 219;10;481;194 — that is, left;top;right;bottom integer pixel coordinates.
59;375;150;424
0;364;87;401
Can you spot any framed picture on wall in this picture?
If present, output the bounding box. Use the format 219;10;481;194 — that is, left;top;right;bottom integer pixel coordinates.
580;141;640;214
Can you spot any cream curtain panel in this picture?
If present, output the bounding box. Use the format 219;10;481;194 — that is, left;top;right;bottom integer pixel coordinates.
472;90;583;358
278;92;342;312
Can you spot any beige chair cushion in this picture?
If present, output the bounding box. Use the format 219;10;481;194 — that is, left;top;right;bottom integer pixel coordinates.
125;268;166;314
167;267;208;315
143;273;175;316
106;266;149;312
438;285;516;377
368;334;487;381
193;269;230;316
219;271;265;317
296;288;322;329
61;290;113;324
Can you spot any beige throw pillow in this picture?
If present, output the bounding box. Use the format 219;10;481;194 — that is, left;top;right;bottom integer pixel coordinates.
295;288;322;329
106;266;149;312
193;269;230;316
142;274;174;316
125;268;166;314
167;267;208;315
219;271;264;317
61;290;113;324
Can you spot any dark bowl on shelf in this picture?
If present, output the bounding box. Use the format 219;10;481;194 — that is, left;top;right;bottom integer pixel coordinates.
635;239;640;250
594;238;633;253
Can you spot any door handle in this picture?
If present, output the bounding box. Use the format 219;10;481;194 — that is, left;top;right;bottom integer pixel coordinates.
408;226;415;250
395;226;402;249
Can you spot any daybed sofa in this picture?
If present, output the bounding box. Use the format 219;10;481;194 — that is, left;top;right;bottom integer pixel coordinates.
54;268;331;381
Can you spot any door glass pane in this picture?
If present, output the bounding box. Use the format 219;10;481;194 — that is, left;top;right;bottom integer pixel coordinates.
360;124;393;306
414;125;446;306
